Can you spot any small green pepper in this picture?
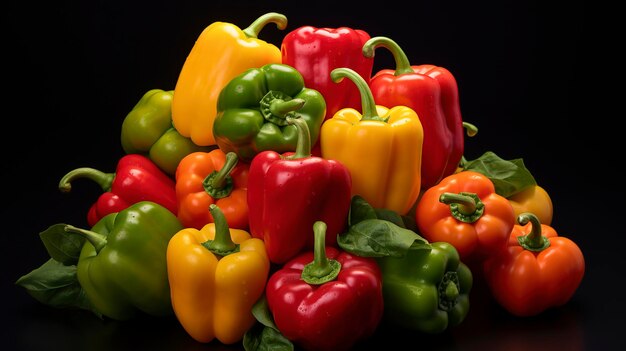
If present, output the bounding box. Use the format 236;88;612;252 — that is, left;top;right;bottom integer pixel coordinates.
213;63;326;162
66;201;183;320
377;241;472;334
121;89;213;176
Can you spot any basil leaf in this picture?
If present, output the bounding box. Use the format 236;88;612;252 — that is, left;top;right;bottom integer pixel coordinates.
462;151;536;197
251;294;277;330
348;195;377;226
338;219;429;257
15;258;100;317
374;208;405;228
39;224;85;265
243;323;294;351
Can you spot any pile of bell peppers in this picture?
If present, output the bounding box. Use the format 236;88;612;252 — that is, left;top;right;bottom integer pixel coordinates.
16;10;585;351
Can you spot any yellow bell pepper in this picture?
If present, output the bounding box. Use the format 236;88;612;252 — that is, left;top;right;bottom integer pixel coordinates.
321;68;423;215
508;184;554;225
171;12;287;146
166;204;269;344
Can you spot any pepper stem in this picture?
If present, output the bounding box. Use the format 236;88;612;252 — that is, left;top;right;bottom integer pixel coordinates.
362;36;414;76
201;204;240;256
463;121;478;137
517;212;551;251
64;224;108;254
58;167;115;193
301;221;341;285
202;152;238;199
285;116;311;159
260;91;305;126
439;192;485;223
438;271;461;311
242;12;287;39
330;67;386;122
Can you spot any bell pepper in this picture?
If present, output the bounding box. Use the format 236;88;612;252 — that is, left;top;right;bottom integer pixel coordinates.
120;89;213;176
266;221;384;351
320;67;423;215
415;170;516;264
59;154;178;227
483;212;585;317
281;25;374;156
171;12;287;147
377;241;472;334
167;204;269;344
212;63;326;163
175;149;249;230
363;37;476;188
64;201;183;320
507;185;554;225
247;115;352;264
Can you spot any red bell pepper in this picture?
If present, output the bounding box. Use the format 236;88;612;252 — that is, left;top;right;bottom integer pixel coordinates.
58;154;178;227
266;221;384;351
281;25;374;155
363;36;475;188
247;116;351;264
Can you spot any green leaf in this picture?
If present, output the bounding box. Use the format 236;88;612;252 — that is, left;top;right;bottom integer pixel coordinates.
337;219;429;257
15;258;100;317
243;323;294;351
462;151;537;197
39;224;85;265
348;195;377;226
251;294;277;330
374;208;405;228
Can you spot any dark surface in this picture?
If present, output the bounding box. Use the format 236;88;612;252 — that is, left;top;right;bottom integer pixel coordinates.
2;1;622;350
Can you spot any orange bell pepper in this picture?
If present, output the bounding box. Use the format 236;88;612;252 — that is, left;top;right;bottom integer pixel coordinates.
507;185;554;225
415;170;516;264
167;204;269;344
175;149;249;230
482;212;585;317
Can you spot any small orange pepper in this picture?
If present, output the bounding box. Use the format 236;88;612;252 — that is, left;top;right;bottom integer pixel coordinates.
175;149;249;230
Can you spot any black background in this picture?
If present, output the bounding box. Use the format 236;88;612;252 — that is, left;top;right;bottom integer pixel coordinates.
2;0;623;350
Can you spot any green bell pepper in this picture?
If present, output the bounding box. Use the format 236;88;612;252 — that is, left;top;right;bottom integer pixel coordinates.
121;89;213;176
376;241;473;333
213;63;326;162
65;201;183;320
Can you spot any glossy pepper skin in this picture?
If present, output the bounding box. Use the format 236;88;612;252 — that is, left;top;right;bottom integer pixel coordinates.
172;12;287;146
167;204;269;344
176;149;249;230
120;89;213;176
377;242;472;334
248;116;352;264
415;170;516;264
65;201;183;320
320;68;423;215
213;63;326;163
483;213;585;317
59;154;178;227
281;25;374;155
363;37;475;188
266;221;384;351
507;185;553;225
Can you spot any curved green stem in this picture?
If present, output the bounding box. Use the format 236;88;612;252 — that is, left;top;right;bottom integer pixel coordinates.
463;121;478;137
203;152;238;199
439;192;485;223
301;221;341;285
64;224;107;254
517;212;550;251
285;116;311;159
260;91;305;126
330;68;386;122
58;167;114;193
201;204;239;256
362;36;413;76
242;12;287;38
